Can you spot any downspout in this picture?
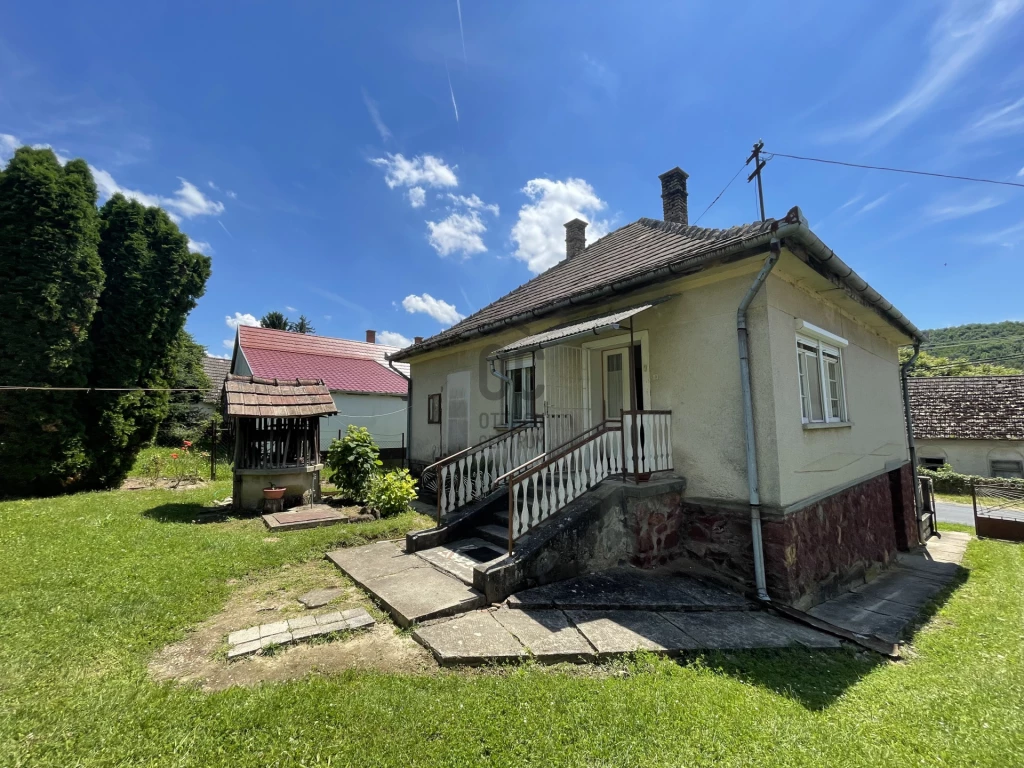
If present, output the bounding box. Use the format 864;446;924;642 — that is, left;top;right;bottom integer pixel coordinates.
737;237;782;602
387;359;412;470
900;342;922;539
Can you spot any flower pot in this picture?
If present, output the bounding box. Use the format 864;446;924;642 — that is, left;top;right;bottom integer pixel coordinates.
263;487;286;500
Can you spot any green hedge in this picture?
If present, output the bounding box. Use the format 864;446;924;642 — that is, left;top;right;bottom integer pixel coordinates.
918;464;1024;495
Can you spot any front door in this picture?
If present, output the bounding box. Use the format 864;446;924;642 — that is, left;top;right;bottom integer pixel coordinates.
601;347;632;419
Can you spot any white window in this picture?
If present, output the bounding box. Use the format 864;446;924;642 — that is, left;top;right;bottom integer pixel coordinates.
990;460;1023;480
796;334;847;424
504;356;534;424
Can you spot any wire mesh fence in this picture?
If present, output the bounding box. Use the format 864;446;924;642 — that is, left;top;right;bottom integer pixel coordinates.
972;481;1024;542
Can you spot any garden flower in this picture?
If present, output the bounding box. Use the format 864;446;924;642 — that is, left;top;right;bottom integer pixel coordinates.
183;440;192;448
171;453;179;459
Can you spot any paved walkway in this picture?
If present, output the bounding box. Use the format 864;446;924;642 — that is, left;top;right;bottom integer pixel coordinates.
264;504;353;531
804;531;971;648
227;608;375;659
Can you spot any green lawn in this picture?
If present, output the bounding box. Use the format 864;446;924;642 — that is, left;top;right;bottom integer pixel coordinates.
1;484;1022;767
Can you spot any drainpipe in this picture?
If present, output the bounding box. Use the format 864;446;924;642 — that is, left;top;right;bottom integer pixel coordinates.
387;359;412;470
737;237;782;602
900;342;922;540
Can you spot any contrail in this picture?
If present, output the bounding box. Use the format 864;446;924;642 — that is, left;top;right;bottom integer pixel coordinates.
217;219;233;238
445;58;459;122
455;0;467;64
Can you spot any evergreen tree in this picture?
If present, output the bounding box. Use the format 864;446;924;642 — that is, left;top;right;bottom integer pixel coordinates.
156;330;212;446
0;147;103;494
80;195;211;488
290;315;315;334
260;311;290;330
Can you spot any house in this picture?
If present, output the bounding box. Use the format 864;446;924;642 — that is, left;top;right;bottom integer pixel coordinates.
909;375;1024;479
200;355;232;414
389;166;926;609
229;326;410;458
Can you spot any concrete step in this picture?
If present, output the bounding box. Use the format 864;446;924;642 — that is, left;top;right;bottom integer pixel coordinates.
475;523;509;548
327;542;487;627
414;537;506;585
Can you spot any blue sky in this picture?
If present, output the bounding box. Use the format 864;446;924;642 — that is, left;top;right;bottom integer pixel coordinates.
3;1;1023;357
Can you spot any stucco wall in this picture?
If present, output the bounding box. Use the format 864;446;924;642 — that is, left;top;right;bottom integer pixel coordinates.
321;392;408;452
764;270;910;508
915;438;1024;478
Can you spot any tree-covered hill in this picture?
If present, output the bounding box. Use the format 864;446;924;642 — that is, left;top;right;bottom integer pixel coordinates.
922;321;1024;365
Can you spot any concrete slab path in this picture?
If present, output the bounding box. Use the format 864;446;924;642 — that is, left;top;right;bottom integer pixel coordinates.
806;532;971;646
264;505;352;531
227;608;375;659
327;541;486;628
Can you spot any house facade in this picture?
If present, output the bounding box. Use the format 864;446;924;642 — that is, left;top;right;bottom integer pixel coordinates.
391;168;925;608
910;375;1024;479
230;326;410;457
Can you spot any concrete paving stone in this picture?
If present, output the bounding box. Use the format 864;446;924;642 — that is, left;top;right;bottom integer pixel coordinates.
326;542;422;583
314;611;344;626
341;608;365;620
259;631;292;648
492;607;596;662
565;609;700;656
749;613;842;649
314;621;349;635
661;611;806;649
290;624;325;641
413;611;527;666
823;590;920;621
854;572;944;608
808;599;909;643
665;576;752;610
344;613;375;631
227;626;260;646
227;640;262;659
298;587;345;608
286;615;318;631
259;621;289;638
415;537;504;586
362;564;487;627
895;553;961;583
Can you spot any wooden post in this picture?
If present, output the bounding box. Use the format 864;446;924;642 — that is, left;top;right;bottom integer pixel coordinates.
210;421;217;481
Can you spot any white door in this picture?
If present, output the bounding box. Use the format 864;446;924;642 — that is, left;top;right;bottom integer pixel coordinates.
444;371;470;454
601;347;632;419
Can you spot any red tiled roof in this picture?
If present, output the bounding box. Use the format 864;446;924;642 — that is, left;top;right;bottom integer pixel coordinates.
238;327;408;396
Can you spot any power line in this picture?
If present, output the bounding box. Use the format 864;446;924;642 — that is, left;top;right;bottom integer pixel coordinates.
925;353;1024;370
0;386;202;392
764;151;1024;189
692;163;747;226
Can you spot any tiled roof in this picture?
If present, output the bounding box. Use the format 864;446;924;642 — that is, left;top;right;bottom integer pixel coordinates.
222;375;338;418
909;376;1024;440
237;326;409;396
201;356;231;403
391;207;922;361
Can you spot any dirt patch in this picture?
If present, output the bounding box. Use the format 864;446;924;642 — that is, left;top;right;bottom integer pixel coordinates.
149;559;435;691
122;477;208;492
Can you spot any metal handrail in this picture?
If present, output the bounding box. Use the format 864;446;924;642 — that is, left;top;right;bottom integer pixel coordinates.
421;418;541;475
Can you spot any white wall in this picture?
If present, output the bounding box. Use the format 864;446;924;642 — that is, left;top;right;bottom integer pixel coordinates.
321;392;408;452
916;438;1024;478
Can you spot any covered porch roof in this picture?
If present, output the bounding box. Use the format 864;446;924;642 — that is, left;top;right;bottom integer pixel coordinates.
488;297;673;360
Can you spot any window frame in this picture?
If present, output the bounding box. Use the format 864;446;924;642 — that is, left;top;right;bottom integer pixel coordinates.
990;459;1024;480
795;333;849;425
426;393;442;424
503;355;535;425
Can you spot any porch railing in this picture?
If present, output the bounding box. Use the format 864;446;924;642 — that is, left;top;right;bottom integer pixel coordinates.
423;420;543;524
622;410;673;480
504;421;624;552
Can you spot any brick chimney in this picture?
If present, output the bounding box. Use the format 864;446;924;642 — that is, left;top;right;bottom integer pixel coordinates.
414;336;423;344
564;218;587;260
365;330;376;344
659;167;689;225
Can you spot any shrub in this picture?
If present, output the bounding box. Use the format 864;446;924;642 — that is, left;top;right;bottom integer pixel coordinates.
365;469;418;517
918;463;1024;495
324;426;382;502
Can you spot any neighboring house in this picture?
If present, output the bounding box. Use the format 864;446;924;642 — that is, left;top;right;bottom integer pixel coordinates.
200;355;232;414
390;166;925;609
230;326;410;456
909;375;1024;479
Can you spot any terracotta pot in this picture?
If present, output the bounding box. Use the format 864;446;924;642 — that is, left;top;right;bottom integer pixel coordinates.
263;487;286;500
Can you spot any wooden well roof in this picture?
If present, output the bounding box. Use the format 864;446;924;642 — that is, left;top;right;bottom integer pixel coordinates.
222;374;338;418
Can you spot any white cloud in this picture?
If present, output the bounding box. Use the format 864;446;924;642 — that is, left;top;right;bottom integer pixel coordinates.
510;177;609;273
447;192;499;215
226;312;260;330
92;170;225;223
208;180;219;190
969;218;1024;247
446;61;459;123
857;193;891;214
285;305;297;313
402;293;464;325
378;330;413;348
226;190;237;199
187;237;213;254
362;88;392;142
370;153;458;189
31;143;72;165
842;0;1023;140
222;339;235;351
0;133;18;161
408;186;426;208
207;350;231;359
427;211;487;257
967;95;1024;140
1018;165;1024;177
924;196;1002;221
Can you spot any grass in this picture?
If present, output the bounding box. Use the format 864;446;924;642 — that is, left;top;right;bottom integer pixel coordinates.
129;444;233;484
936;492;974;506
1;484;1022;767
